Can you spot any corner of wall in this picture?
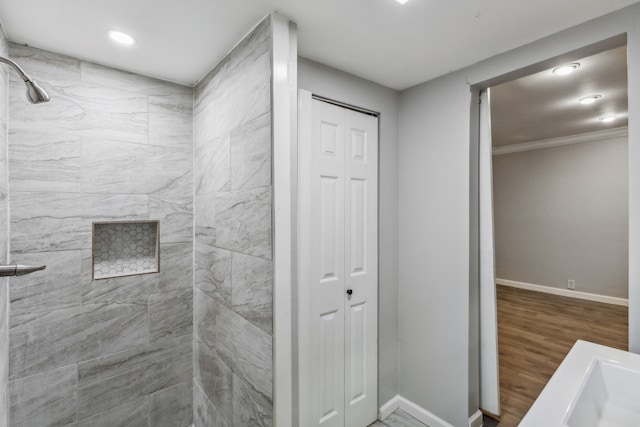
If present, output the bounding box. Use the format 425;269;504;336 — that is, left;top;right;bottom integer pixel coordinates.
270;10;298;427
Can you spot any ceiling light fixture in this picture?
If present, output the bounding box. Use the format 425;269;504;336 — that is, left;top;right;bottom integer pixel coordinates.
108;30;136;45
553;63;580;76
600;115;616;123
579;95;602;105
395;0;410;4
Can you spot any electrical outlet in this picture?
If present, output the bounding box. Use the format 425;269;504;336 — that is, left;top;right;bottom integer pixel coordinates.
568;279;575;290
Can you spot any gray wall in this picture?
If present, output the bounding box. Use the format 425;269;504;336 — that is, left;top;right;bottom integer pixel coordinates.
493;137;629;298
399;70;472;427
297;57;400;406
0;22;8;427
7;44;193;426
193;16;273;427
397;4;640;426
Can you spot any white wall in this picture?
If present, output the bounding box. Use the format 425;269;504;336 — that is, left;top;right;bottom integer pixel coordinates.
297;57;400;406
493;136;629;298
398;4;640;426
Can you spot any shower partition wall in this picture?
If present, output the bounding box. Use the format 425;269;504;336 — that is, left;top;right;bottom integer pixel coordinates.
193;15;275;427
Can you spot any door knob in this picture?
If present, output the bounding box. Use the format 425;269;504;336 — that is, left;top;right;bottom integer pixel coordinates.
346;289;353;295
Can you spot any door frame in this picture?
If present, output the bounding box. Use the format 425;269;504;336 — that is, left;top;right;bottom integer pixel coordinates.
297;90;380;426
477;89;500;416
472;33;637;417
297;89;313;426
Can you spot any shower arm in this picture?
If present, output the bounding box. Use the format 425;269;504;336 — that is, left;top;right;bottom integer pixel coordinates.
0;55;34;82
0;264;46;277
0;55;50;104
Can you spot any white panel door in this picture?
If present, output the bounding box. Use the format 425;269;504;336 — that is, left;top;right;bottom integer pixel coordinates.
298;94;378;427
310;100;346;427
343;109;378;427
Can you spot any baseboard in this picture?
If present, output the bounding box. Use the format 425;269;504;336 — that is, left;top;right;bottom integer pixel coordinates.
379;395;400;420
468;410;483;427
496;278;628;307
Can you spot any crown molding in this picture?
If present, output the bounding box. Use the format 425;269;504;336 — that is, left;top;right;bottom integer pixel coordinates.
492;127;628;155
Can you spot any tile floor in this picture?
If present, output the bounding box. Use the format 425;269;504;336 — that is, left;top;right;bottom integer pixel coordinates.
368;409;428;427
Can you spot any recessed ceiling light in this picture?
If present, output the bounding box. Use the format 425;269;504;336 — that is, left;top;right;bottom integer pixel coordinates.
579;95;602;105
395;0;410;4
600;115;616;123
108;30;136;45
553;63;580;76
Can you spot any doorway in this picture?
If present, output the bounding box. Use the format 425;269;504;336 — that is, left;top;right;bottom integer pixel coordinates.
479;44;630;426
297;92;379;427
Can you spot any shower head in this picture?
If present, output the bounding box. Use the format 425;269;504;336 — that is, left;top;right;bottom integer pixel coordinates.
0;55;51;104
25;80;50;104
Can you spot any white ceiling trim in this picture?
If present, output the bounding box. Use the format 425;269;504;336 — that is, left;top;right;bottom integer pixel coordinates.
492;127;628;155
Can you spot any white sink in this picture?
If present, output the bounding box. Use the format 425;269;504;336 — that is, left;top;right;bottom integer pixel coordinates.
520;340;640;427
565;358;640;427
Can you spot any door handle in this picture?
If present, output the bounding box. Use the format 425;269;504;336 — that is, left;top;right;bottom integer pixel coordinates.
0;264;46;277
346;289;353;296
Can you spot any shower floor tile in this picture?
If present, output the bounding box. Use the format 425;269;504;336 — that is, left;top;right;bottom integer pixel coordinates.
369;409;429;427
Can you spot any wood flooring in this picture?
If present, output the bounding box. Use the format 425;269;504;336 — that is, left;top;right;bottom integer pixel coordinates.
494;285;628;427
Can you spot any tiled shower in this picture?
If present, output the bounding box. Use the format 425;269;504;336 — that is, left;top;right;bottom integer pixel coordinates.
0;14;274;427
193;17;273;427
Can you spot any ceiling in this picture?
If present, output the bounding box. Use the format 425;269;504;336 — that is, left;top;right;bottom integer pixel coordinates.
490;46;628;146
0;0;639;90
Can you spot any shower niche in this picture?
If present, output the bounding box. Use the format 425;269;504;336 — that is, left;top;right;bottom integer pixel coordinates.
92;220;160;280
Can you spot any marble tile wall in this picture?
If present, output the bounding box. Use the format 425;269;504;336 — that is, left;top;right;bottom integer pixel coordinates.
7;44;193;426
0;22;8;427
193;15;274;427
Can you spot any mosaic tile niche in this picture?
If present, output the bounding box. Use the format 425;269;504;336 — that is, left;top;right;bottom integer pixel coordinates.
92;221;159;279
